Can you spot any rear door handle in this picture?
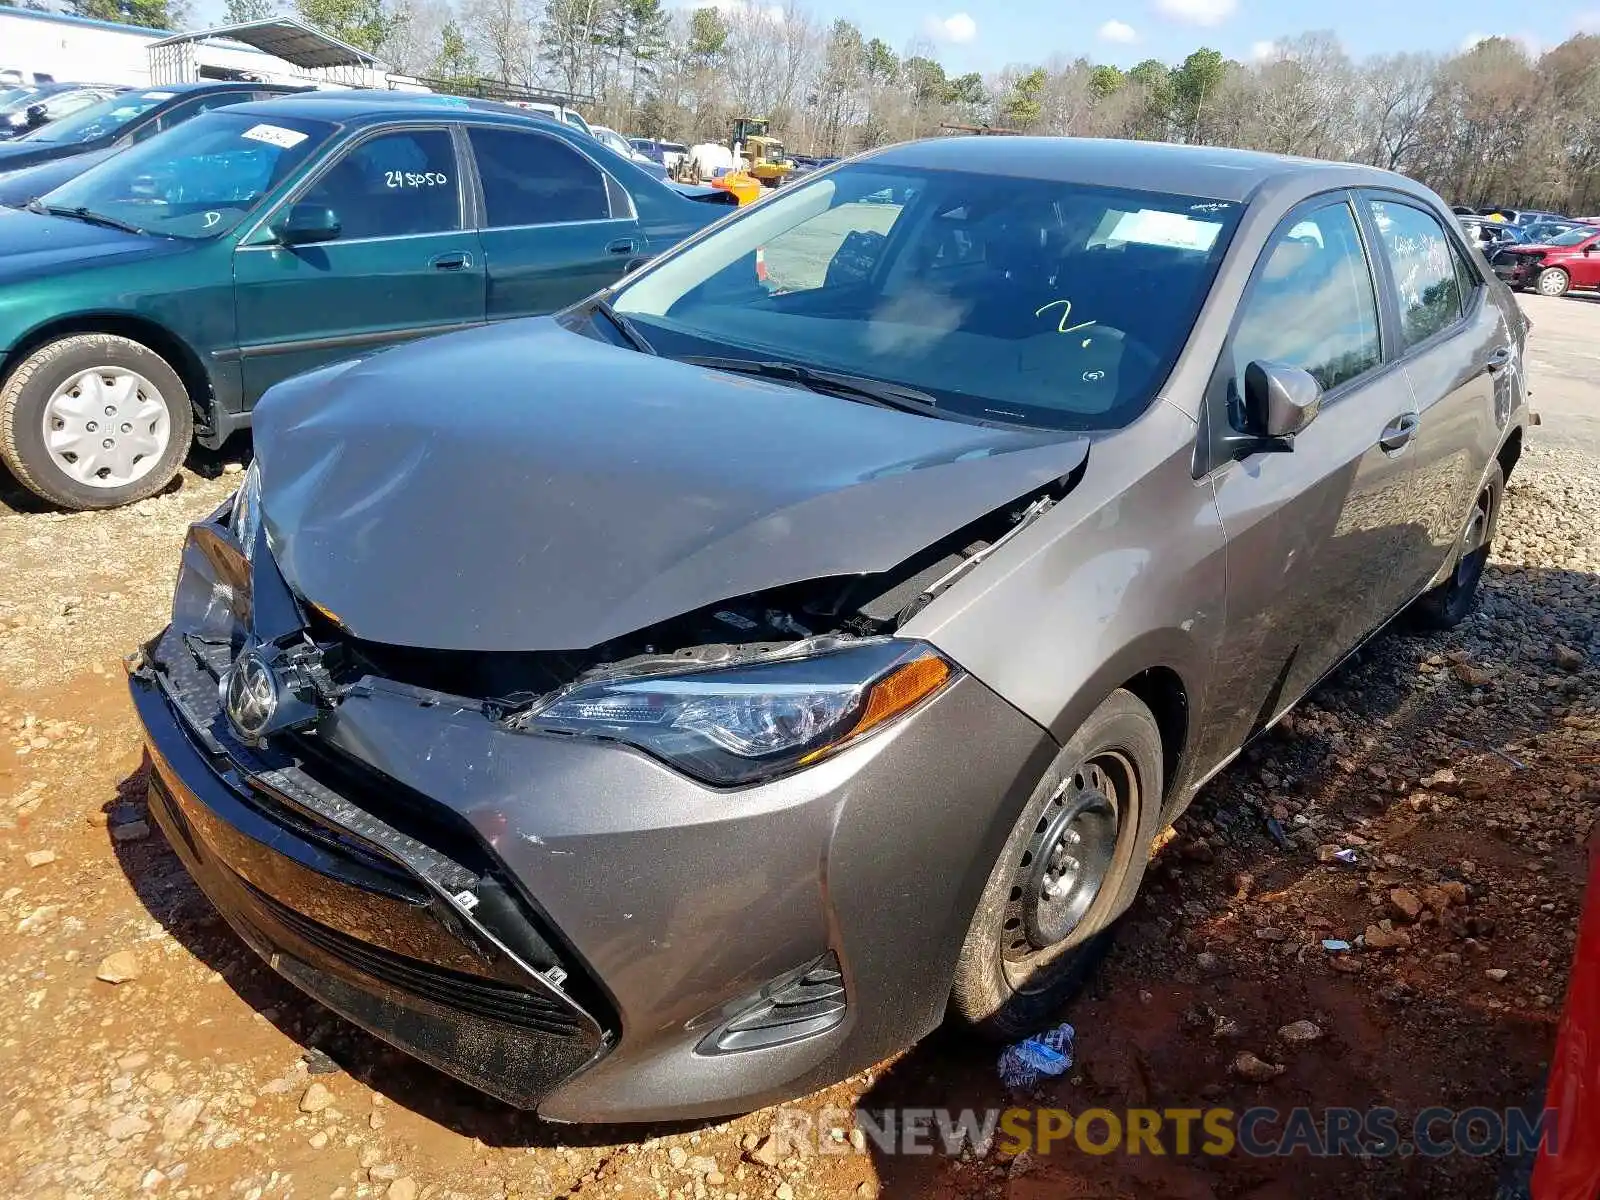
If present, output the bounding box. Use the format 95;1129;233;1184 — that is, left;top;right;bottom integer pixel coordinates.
1485;346;1512;372
606;238;639;255
1378;412;1419;454
430;251;471;271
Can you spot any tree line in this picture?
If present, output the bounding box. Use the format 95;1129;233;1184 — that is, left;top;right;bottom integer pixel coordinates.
8;0;1599;214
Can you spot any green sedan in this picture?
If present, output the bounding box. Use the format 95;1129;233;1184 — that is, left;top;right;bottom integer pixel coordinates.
0;92;729;509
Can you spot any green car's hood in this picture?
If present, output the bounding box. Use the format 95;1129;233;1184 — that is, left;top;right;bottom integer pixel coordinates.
0;206;188;281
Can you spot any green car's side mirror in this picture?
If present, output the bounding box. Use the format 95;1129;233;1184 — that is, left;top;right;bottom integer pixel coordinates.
273;203;340;247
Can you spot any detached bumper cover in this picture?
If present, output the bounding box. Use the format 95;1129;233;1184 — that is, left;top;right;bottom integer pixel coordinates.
131;628;610;1109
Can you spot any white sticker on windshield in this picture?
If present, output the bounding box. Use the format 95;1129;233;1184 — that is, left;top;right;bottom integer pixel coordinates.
141;90;176;99
240;123;307;150
1109;209;1221;252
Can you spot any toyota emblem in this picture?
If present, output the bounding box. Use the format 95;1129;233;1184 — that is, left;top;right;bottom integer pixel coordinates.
224;649;279;744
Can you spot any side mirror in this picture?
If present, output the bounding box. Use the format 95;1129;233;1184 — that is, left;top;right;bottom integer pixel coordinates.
273;203;340;247
1221;361;1322;459
25;103;47;127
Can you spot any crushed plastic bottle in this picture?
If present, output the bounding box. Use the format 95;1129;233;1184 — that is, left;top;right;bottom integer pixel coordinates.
997;1022;1075;1090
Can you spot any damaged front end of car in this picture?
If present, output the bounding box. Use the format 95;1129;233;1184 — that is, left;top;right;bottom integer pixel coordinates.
128;337;1091;1116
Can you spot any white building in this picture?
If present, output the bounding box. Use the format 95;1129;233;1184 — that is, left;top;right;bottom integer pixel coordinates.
0;9;420;91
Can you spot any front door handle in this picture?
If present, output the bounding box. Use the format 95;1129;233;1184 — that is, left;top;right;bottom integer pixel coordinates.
606;238;639;255
1485;345;1512;373
430;251;472;271
1378;412;1419;454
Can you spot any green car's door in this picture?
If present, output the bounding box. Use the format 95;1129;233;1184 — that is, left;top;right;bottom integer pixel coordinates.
463;125;646;319
233;124;485;400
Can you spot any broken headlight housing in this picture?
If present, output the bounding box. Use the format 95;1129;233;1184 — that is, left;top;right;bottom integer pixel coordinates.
517;639;957;785
230;458;263;563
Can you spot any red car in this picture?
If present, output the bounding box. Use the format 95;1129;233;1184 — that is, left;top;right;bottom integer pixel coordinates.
1531;825;1600;1198
1490;227;1600;296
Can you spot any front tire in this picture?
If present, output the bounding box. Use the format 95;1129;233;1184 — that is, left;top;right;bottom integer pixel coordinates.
951;689;1163;1038
1411;461;1503;630
0;334;193;510
1536;267;1570;297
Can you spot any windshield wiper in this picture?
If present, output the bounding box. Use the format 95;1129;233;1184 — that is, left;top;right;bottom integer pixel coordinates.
589;295;656;355
677;355;944;419
27;200;145;235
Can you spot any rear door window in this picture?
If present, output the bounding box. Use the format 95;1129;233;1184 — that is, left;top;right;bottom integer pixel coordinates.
467;126;611;227
1365;198;1464;349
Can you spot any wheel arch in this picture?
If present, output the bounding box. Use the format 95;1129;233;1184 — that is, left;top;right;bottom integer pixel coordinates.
1497;425;1523;483
2;313;214;425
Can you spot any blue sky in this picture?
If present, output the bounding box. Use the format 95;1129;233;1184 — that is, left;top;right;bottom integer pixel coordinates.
805;0;1597;74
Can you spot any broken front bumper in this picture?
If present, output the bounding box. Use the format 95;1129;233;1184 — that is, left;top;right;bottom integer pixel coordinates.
130;619;1056;1122
131;631;610;1108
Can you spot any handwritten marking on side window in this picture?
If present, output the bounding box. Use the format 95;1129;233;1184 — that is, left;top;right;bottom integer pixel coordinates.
385;171;449;189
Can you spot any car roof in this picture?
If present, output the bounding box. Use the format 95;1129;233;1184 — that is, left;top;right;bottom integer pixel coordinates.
217;90;575;132
137;80;305;95
862;137;1416;205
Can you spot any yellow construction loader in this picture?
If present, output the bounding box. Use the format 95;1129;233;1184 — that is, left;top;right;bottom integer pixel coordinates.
731;116;793;187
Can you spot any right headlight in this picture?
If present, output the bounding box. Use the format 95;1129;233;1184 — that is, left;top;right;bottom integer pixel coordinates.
514;639;958;786
230;458;262;562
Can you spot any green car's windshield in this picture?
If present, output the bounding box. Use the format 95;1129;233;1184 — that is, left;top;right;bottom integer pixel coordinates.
42;110;333;240
611;163;1243;431
17;88;171;144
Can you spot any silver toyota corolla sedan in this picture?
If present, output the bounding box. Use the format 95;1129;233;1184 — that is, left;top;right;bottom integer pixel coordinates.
129;137;1530;1123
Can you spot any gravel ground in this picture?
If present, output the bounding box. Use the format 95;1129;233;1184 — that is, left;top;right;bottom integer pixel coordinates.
0;294;1595;1200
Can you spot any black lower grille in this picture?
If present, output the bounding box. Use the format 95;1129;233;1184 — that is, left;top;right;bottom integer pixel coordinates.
246;883;584;1037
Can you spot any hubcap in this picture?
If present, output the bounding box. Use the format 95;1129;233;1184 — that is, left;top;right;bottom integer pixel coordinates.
1539;271;1566;295
1002;755;1128;981
41;366;170;488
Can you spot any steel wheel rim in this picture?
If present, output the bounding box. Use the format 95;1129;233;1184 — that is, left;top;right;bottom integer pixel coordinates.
1001;752;1132;993
41;366;170;489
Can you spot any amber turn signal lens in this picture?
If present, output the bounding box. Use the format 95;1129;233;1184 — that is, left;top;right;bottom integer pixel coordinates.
799;652;953;764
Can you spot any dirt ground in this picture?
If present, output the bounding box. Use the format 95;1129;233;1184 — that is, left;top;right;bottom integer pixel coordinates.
0;294;1596;1200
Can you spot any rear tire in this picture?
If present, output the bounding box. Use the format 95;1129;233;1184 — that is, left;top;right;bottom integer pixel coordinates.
951;689;1163;1039
1536;267;1570;297
1411;462;1503;631
0;333;192;511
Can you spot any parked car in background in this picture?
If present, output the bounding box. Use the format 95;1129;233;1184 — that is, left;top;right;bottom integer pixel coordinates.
1489;224;1600;295
590;124;666;178
1460;215;1524;250
629;136;688;173
128;137;1528;1124
0;91;728;509
1519;218;1589;243
0;68;56;87
517;100;593;137
0;82;122;141
0;81;303;175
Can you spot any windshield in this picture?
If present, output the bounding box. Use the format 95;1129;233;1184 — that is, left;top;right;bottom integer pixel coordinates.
18;88;172;144
0;87;45;113
41;110;332;239
1545;227;1594;247
595;129;631;155
612;163;1242;430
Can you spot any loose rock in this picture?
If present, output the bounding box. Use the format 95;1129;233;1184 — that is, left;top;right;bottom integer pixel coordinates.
1232;1051;1286;1082
299;1082;332;1114
1278;1020;1324;1045
96;950;141;984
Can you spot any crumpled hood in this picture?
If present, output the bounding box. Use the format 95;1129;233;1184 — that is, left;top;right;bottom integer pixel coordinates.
253;318;1089;652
